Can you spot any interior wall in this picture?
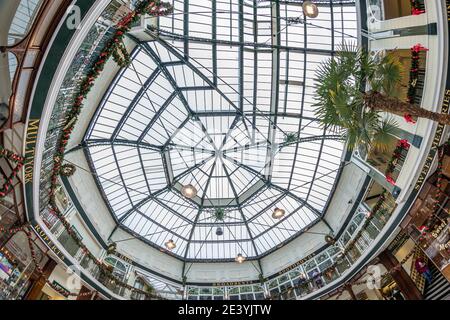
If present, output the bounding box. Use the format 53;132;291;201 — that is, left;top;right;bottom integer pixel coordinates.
65;149;116;244
383;0;412;20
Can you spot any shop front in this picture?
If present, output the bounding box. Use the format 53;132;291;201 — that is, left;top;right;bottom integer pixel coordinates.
405;149;450;282
0;231;39;300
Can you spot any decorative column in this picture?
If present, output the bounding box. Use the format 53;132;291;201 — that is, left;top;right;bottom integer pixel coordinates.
378;250;423;300
24;258;57;300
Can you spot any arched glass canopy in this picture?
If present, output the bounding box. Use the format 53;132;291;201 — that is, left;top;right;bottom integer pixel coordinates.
84;0;357;262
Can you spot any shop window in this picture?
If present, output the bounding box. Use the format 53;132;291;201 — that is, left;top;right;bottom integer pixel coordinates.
254;292;265;300
347;245;362;263
103;256;130;296
316;252;329;264
366;140;403;177
57;226;81;257
383;0;412;20
370;0;424;21
131;279;144;300
335;255;351;274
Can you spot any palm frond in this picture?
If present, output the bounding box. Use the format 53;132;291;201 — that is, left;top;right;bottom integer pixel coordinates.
313;43;400;153
371;117;400;152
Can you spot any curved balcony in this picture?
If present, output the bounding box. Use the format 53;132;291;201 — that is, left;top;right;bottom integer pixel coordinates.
4;0;449;300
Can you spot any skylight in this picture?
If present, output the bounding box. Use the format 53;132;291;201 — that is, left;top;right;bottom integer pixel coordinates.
84;0;357;261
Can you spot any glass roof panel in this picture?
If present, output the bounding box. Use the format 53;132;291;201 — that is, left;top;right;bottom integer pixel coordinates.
85;0;356;261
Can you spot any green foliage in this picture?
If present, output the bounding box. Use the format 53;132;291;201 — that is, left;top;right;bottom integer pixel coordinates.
314;42;402;151
214;208;225;221
283;132;298;144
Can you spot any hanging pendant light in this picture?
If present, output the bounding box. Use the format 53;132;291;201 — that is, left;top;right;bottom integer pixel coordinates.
165;239;176;250
272;207;286;220
181;184;197;199
216;227;224;236
302;1;319;18
235;253;246;264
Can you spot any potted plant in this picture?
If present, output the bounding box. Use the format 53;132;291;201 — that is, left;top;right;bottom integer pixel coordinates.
314;43;450;153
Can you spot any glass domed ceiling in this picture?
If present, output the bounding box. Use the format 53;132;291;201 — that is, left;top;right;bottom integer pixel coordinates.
84;0;357;261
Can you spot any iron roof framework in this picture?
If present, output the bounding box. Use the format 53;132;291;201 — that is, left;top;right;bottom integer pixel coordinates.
83;0;357;266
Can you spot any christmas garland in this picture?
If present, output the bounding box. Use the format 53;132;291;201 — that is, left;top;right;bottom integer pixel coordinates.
411;0;425;15
0;224;26;236
385;139;410;186
334;246;417;299
0;146;25;198
38;0;173;300
273;190;391;299
431;140;450;214
403;44;428;124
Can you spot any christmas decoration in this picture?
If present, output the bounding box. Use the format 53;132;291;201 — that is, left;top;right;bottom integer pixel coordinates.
384;139;410;186
431;140;450;215
325;235;336;245
410;0;425;15
60;164;76;177
272;189;392;299
20;0;174;300
404;44;428;123
0;146;25;198
107;242;117;255
403;113;416;124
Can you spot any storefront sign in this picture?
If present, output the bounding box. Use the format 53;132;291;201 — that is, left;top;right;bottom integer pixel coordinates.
211;281;255;287
115;252;133;265
414;89;450;191
24;119;40;184
276;253;316;276
431;220;447;239
439;240;450;252
31;223;65;261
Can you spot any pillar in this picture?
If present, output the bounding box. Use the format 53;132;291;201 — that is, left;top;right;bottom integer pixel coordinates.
24;258;57;300
378;250;423;300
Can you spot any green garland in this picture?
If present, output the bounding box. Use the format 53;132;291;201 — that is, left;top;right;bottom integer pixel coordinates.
272;190;391;299
432;141;450;214
42;0;172;299
385;139;410;186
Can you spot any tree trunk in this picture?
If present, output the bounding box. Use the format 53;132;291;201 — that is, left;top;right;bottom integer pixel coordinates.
364;91;450;125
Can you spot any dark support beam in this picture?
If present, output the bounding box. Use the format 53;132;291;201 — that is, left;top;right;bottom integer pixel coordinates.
378;250;423;300
345;283;357;300
182;161;217;278
221;163;264;275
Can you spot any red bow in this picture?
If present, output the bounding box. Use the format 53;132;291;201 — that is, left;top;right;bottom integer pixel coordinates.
411;44;428;53
403;114;416;124
411;8;425;15
386;175;396;186
398;139;411;150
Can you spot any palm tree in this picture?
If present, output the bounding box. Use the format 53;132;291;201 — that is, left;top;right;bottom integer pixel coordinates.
314;43;450;151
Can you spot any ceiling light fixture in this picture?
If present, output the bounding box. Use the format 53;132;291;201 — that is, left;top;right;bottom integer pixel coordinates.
235;253;246;264
165;239;176;250
272;207;286;220
302;1;319;18
216;227;224;236
181;184;197;199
